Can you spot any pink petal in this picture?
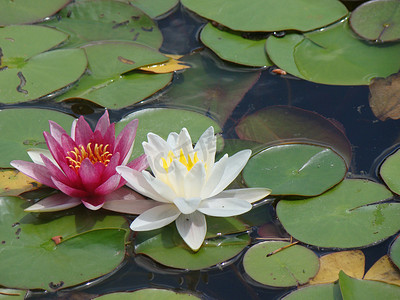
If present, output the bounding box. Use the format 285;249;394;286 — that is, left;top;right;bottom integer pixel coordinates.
94;110;110;134
41;154;69;184
24;193;81;212
126;154;148;171
43;131;68;165
10;160;56;189
61;133;78;155
102;123;116;152
74;116;93;146
101;152;120;181
49;120;69;145
52;177;88;198
114;119;138;161
94;174;120;195
82;196;105;210
78;158;102;192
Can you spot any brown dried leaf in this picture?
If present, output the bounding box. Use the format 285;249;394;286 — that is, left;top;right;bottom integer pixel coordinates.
369;72;400;121
309;250;365;285
0;169;41;196
364;255;400;286
139;55;190;73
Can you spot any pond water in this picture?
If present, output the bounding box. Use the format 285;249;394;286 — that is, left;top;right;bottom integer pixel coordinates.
1;1;400;299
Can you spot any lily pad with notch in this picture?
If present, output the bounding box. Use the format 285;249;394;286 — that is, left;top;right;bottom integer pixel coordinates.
276;179;400;248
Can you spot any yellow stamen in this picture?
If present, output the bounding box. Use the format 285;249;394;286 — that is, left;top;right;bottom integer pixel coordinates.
66;143;112;172
162;149;200;172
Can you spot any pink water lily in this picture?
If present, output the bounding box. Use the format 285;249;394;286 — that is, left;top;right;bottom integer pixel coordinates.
11;111;148;211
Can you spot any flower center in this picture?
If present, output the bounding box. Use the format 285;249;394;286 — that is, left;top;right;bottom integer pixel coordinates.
66;143;112;171
161;149;199;172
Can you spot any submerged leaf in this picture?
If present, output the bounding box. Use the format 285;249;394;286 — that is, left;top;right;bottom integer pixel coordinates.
0;170;41;197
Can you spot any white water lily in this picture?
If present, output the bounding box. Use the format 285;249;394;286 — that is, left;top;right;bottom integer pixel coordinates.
116;127;271;251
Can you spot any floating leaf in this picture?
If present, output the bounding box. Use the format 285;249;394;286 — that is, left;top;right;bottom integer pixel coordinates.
123;0;179;18
350;0;400;42
200;23;272;67
309;250;365;285
276;179;400;248
139;56;191;73
165;52;261;125
43;0;163;48
282;283;342;300
242;143;347;196
389;236;400;269
181;0;348;32
134;220;250;270
0;109;75;168
0;170;41;197
339;271;400;299
364;255;400;286
235;106;352;166
115;107;223;160
95;289;199;299
293;19;400;85
0;197;128;290
380;148;400;195
242;241;319;287
0;0;70;26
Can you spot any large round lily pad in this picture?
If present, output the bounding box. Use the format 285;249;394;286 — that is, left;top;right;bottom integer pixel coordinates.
293;19;400;85
243;143;347;196
276;179;400;248
243;241;319;287
96;289;200;299
0;0;70;26
200;23;272;67
350;0;400;42
380;148;400;195
389;236;400;269
115;107;223;160
124;0;179;18
0;108;75;168
0;197;128;290
43;0;163;48
282;283;341;300
181;0;348;32
134;218;250;270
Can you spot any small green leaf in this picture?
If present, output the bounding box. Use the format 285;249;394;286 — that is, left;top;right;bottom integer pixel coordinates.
389;236;400;269
380;148;400;195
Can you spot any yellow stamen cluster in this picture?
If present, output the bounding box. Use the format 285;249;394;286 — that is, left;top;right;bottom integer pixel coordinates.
66;143;112;171
161;149;199;172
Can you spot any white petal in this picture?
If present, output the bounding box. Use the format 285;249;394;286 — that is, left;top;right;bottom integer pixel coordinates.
214;188;271;204
70;119;78;140
130;204;181;231
121;139;135;166
143;142;169;182
102;187;161;214
176;128;194;156
202;150;251;198
176;211;206;251
183;162;206;199
197;197;252;217
166;131;179;148
146;132;170;153
173;197;201;214
24;194;81;212
142;171;177;202
166;160;187;197
116;166;170;203
27;148;56;166
194;126;216;172
201;154;228;198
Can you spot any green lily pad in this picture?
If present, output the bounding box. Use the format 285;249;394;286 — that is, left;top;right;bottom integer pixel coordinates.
0;0;70;26
181;0;348;32
243;241;319;287
380;148;400;195
216;139;262;161
265;33;306;79
0;197;128;290
0;108;75;168
235;106;352;167
95;289;200;299
0;25;68;60
166;52;261;125
276;179;400;248
389;236;400;269
243;143;347;196
294;19;400;85
350;0;400;42
134;219;250;270
200;23;272;67
0;289;27;299
82;41;168;78
115;107;223;161
123;0;179;18
43;0;162;48
282;283;342;300
339;271;400;299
